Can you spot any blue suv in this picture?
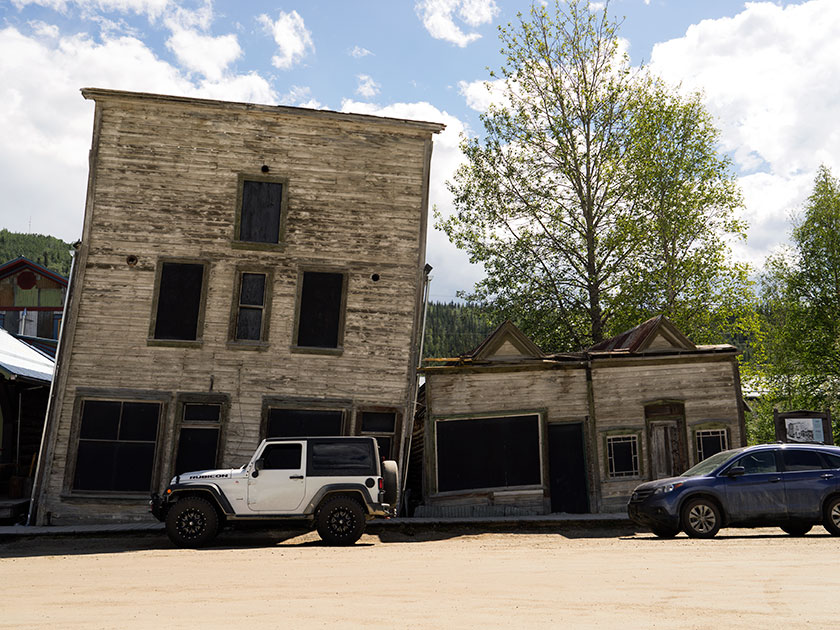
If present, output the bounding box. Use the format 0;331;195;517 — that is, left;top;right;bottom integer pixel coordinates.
627;443;840;538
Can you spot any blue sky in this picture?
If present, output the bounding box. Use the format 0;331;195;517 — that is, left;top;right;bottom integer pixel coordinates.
1;0;835;301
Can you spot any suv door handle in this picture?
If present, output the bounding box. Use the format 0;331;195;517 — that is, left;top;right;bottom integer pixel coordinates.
821;473;834;479
769;477;781;483
290;474;304;480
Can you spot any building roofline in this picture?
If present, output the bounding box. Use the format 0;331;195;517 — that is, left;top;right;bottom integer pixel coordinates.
81;88;447;135
0;256;68;286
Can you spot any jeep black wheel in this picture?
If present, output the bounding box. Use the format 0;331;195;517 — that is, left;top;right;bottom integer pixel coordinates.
681;498;721;539
780;523;812;537
381;460;399;507
166;496;219;548
316;496;365;546
823;495;840;536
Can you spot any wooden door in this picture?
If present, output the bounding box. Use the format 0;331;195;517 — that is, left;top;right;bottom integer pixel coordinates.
548;423;589;513
648;420;686;479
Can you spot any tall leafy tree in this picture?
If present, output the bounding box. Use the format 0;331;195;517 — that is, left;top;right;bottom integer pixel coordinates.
753;166;840;442
440;0;752;351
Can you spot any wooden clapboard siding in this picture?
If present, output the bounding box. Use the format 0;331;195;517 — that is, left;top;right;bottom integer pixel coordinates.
35;89;443;524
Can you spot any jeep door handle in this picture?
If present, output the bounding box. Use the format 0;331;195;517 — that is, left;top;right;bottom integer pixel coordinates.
290;474;304;480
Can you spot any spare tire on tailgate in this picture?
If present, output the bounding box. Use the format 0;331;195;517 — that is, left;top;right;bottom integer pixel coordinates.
382;460;398;506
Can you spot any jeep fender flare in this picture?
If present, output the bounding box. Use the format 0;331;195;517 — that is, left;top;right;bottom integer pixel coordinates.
305;484;375;515
168;483;235;516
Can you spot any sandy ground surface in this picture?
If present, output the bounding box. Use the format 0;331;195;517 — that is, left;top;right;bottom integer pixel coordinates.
0;525;837;629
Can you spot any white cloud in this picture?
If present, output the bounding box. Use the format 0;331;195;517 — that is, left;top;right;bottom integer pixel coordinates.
349;45;372;58
415;0;499;47
165;29;241;81
279;85;323;109
340;99;484;300
12;0;170;20
649;0;840;268
458;77;506;112
0;24;276;242
258;10;314;70
355;74;380;99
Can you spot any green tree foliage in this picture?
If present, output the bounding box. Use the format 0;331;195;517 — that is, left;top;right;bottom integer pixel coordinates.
0;229;73;276
751;166;840;443
422;301;493;359
439;0;754;352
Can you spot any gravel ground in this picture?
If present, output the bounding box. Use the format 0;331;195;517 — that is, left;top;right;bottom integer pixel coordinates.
0;525;836;629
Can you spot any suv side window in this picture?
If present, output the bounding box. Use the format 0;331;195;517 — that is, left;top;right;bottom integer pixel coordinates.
783;449;827;472
733;451;778;474
822;453;840;469
262;443;302;470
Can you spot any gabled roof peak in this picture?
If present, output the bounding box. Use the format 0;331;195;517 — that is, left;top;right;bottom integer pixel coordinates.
466;320;544;361
588;315;696;354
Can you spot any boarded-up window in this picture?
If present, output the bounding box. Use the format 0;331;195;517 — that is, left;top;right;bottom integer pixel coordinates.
296;271;345;348
153;261;206;341
436;415;541;493
607;435;639;478
73;400;161;492
267;408;344;438
234;272;267;341
174;403;222;475
238;180;284;244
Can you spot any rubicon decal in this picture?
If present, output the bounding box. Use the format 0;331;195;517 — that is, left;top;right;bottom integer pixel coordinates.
188;473;229;479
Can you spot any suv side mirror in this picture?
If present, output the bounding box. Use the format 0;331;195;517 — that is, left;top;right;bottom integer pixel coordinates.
727;465;745;477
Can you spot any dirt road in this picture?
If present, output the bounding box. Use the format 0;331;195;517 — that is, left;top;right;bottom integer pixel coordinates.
1;526;836;629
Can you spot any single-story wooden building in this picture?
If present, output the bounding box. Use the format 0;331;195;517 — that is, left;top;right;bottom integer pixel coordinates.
416;316;746;516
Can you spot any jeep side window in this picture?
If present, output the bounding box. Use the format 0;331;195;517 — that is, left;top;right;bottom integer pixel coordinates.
262;443;302;470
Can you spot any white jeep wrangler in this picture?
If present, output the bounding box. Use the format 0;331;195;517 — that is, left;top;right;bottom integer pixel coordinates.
151;436;398;547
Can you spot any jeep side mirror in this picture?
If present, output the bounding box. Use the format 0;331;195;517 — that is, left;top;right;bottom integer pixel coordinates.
727;465;745;477
252;458;264;477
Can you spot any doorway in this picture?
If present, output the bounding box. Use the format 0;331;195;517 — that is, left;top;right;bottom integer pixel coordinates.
645;402;687;479
547;422;589;513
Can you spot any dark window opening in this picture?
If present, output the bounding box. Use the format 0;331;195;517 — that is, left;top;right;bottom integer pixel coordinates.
262;443;302;470
296;271;344;348
174;403;221;475
239;180;283;244
436;415;541;493
267;408;343;438
234;272;267;341
73;400;161;492
696;429;728;462
153;262;205;341
607;435;639;478
360;411;397;459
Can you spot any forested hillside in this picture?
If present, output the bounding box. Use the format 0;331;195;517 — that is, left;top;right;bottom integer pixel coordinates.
0;230;73;276
422;301;493;359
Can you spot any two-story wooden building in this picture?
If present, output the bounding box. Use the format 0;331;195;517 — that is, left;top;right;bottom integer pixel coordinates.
417;316;747;516
32;88;444;524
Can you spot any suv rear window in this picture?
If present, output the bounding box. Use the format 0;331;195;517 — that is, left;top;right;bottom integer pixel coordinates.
783;449;827;472
307;439;376;476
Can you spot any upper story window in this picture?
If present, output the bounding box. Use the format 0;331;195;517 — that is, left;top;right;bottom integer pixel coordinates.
293;270;347;353
234;176;288;247
230;269;273;347
149;259;208;346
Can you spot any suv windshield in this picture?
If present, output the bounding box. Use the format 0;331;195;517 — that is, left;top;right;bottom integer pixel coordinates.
680;447;746;477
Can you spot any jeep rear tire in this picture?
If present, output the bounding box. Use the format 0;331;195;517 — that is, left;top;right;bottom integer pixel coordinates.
316;496;365;546
166;496;219;548
382;460;398;507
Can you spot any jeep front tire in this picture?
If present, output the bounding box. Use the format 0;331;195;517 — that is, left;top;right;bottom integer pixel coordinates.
166;496;219;548
316;495;365;546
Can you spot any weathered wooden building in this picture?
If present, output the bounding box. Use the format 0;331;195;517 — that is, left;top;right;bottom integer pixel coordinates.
32;88;444;524
418;316;746;516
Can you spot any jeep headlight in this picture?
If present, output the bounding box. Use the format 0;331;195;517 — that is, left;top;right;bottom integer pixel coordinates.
653;482;684;495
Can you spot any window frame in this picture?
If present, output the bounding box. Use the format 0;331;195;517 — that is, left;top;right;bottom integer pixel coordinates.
228;267;274;349
64;389;169;498
692;422;730;464
147;257;210;348
357;408;401;460
171;392;230;478
604;431;641;480
260;396;352;440
232;173;289;251
291;268;349;355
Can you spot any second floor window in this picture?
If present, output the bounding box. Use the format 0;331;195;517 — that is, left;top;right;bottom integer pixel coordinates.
236;177;287;245
151;260;207;343
233;272;269;342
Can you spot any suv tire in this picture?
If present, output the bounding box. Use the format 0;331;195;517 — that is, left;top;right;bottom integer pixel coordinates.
823;495;840;536
681;498;721;539
316;495;365;546
166;496;219;548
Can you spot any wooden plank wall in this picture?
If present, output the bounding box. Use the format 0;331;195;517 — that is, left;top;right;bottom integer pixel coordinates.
38;92;440;523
